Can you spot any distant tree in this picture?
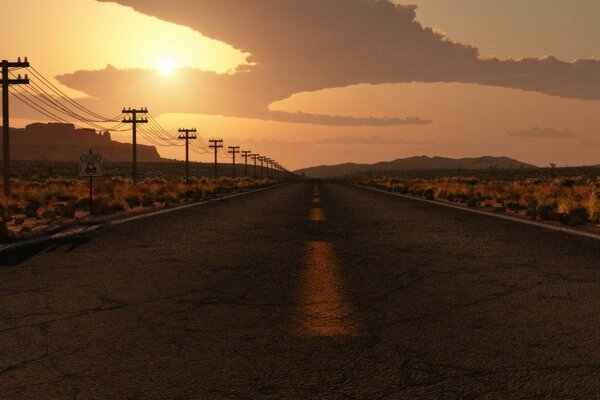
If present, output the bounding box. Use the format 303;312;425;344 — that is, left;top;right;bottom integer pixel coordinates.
550;163;557;169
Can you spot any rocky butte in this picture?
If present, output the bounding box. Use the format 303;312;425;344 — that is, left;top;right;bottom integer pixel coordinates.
1;123;162;162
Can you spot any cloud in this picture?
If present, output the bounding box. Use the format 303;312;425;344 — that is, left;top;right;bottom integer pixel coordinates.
578;141;600;148
54;65;430;126
508;127;576;138
50;0;600;126
319;135;432;145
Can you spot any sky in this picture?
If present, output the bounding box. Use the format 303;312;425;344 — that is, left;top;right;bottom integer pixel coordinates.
3;0;600;170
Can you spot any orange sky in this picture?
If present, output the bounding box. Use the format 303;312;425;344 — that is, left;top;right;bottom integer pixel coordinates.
3;0;600;170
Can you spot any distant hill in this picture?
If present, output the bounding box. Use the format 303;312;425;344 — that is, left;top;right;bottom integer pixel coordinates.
2;123;161;162
294;156;537;177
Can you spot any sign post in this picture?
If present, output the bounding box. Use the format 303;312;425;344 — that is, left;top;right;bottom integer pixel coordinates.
79;149;103;216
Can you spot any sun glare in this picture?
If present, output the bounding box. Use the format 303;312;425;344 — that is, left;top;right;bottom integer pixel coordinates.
157;58;177;75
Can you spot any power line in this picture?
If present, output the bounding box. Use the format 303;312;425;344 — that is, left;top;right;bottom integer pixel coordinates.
11;73;126;131
27;66;120;122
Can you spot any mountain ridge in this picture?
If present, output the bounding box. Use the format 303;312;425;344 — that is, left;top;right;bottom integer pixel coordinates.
294;156;537;177
3;123;162;162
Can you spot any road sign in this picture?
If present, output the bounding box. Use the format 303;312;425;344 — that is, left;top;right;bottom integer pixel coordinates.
80;154;103;177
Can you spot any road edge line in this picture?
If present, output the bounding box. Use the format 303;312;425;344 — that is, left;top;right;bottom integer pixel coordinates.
344;182;600;242
0;181;293;254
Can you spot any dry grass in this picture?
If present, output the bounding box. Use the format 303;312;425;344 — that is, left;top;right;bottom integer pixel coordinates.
0;176;276;239
352;175;600;226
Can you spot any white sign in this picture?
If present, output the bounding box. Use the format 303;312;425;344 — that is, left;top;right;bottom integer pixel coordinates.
79;154;103;177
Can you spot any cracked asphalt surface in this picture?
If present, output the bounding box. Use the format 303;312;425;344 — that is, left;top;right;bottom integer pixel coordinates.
2;179;600;399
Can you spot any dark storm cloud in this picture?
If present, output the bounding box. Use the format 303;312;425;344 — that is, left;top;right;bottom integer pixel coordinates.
53;0;600;126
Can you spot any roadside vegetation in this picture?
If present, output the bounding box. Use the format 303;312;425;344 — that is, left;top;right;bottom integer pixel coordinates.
0;161;280;241
351;170;600;228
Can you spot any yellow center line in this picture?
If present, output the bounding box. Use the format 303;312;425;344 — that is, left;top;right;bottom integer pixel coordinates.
296;241;358;337
309;207;326;221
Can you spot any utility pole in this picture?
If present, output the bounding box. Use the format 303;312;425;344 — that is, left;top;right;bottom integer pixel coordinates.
251;154;259;178
209;139;224;178
122;107;148;184
259;156;266;179
227;146;240;178
178;128;197;183
2;57;30;196
241;150;251;177
266;158;272;178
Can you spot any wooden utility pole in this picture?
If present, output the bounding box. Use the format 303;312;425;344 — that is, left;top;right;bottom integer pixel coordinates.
241;150;251;177
251;154;259;178
122;107;148;184
266;158;272;178
259;156;266;179
2;57;30;196
178;128;197;183
209;139;224;178
228;146;240;178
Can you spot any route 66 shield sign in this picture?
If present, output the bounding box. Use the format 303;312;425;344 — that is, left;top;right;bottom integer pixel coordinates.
80;154;104;177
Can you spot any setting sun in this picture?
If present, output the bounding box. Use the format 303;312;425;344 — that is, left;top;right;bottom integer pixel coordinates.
157;58;177;75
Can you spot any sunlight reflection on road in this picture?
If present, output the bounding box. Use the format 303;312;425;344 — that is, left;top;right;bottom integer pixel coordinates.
309;207;326;221
297;184;358;337
298;241;358;337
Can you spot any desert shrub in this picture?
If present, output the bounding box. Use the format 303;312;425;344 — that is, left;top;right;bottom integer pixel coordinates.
423;188;435;200
77;198;91;209
8;204;24;215
24;201;41;218
141;194;155;207
60;201;77;218
124;195;141;208
536;205;555;221
0;219;9;242
466;197;479;208
587;197;600;223
42;209;57;220
92;199;111;215
109;199;128;213
561;208;589;226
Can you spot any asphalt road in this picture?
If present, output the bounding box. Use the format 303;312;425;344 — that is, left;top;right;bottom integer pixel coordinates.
2;180;600;399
